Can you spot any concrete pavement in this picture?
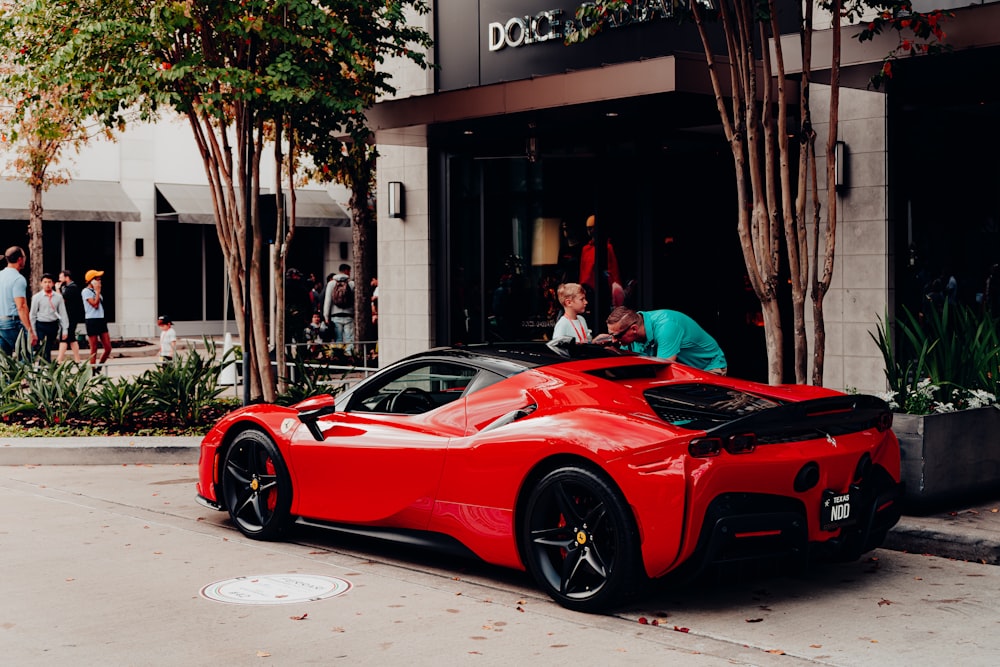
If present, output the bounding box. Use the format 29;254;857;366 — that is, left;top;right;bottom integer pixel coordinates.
2;435;999;567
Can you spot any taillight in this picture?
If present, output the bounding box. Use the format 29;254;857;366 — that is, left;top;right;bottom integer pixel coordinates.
689;437;723;457
688;433;758;457
727;433;757;454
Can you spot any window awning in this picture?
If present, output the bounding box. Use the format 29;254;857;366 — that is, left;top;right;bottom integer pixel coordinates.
155;183;350;227
291;189;351;228
0;179;141;222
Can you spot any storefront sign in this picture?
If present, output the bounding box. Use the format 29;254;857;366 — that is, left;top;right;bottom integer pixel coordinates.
487;0;710;52
488;10;565;51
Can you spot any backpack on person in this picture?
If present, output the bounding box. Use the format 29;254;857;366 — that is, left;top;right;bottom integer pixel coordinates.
332;277;353;308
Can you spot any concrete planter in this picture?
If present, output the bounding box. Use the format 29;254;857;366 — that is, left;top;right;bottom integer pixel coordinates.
893;406;1000;507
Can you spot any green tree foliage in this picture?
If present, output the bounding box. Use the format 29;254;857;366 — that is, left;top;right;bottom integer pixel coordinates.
0;2;116;290
1;1;431;402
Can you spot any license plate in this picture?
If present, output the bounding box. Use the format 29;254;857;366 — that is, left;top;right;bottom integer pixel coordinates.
821;489;856;531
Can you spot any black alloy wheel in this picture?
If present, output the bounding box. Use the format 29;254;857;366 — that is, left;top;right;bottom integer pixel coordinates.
222;429;294;540
521;466;641;613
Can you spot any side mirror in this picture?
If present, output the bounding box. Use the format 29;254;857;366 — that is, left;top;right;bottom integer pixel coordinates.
298;405;337;441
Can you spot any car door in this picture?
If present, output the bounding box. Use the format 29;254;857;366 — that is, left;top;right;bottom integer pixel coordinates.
287;361;477;529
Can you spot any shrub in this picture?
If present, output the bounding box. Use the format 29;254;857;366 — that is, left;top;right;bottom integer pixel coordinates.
872;302;1000;414
18;360;102;426
137;340;230;426
82;376;152;433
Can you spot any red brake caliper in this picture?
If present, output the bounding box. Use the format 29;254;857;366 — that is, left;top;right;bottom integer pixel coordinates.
265;458;277;511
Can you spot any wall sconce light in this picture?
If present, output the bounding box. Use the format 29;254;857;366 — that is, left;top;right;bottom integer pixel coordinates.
388;181;404;219
835;140;848;190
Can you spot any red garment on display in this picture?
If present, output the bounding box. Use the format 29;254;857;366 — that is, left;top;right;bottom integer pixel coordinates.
579;240;621;291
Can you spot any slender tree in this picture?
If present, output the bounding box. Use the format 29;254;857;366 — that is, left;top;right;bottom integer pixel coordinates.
3;0;430;400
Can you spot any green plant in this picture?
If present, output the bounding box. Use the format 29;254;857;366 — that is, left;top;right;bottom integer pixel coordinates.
0;330;34;403
82;376;151;433
871;303;1000;414
137;341;230;426
16;360;102;426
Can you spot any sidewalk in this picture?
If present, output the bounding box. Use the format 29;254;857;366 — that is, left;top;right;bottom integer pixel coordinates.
2;435;998;567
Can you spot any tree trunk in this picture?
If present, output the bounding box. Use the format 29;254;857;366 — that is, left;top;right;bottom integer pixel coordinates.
811;0;843;387
761;297;784;382
352;183;375;346
274;124;289;395
28;185;44;289
249;126;276;403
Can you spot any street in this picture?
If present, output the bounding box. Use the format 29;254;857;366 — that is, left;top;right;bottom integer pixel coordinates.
2;463;998;666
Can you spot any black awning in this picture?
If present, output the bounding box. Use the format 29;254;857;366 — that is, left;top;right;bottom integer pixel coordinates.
0;179;141;222
156;183;350;227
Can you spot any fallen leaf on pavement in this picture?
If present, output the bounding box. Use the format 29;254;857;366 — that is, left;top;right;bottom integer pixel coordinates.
290;613;308;621
768;649;786;654
810;644;822;648
673;626;689;633
256;650;270;657
878;598;893;606
638;617;649;625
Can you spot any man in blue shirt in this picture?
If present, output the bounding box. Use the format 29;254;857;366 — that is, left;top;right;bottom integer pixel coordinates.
599;306;727;374
0;246;37;356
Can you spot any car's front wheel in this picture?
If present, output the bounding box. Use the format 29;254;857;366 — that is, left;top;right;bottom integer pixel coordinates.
222;429;294;540
521;466;641;613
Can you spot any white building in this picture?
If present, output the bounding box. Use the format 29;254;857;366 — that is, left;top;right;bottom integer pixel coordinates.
0;117;352;339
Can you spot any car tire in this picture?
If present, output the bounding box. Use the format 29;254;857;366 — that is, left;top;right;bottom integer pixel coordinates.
221;429;294;540
521;466;641;613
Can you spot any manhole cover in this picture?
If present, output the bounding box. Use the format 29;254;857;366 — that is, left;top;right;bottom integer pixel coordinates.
200;574;351;605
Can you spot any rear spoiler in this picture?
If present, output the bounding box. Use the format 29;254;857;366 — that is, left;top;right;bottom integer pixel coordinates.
703;394;892;442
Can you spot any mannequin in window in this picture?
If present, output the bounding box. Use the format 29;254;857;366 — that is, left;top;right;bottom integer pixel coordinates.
579;214;624;311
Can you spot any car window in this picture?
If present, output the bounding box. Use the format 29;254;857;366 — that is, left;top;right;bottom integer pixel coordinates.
349;362;479;415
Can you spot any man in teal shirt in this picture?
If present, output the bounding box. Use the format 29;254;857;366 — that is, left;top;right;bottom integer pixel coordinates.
599;306;727;374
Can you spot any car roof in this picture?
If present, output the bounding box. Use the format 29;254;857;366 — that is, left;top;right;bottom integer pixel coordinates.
401;341;636;377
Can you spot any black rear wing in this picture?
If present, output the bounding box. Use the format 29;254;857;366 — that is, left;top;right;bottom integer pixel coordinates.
704;394;892;444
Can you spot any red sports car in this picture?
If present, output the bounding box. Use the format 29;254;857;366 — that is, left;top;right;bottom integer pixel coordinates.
196;341;902;612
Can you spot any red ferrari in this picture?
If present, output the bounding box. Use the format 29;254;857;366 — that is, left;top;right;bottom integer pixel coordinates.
196;341;902;612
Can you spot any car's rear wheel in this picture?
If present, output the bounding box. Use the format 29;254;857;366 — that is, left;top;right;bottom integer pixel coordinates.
222;429;293;540
521;466;641;613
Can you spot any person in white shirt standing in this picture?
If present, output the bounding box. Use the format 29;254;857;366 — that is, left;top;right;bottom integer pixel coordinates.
29;273;69;362
552;282;592;343
157;315;177;362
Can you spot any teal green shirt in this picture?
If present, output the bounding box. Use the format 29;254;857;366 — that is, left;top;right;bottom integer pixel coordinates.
626;310;727;371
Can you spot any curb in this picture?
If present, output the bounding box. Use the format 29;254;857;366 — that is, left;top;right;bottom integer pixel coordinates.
881;515;1000;565
0;437;201;466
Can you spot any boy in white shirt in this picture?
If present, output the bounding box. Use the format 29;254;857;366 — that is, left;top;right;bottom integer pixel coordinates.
29;273;69;361
157;315;177;362
552;282;592;343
